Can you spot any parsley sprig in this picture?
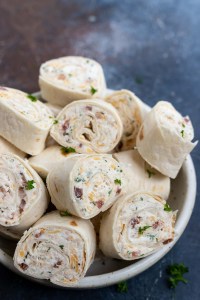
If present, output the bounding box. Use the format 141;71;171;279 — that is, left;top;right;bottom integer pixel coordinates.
164;203;172;212
138;225;151;235
90;86;98;95
25;180;35;190
27;94;37;102
114;179;121;185
61;147;76;154
60;211;72;217
146;169;155;178
167;263;189;288
117;281;128;293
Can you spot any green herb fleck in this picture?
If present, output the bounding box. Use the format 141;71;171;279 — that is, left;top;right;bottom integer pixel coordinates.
135;76;143;84
164;203;172;212
53;119;58;124
27;94;37;102
167;263;189;289
114;179;121;185
68;73;72;77
146;169;155;178
90;86;98;95
59;245;64;250
75;177;85;183
117;281;128;293
60;211;72;217
26;180;35;190
180;129;184;138
182;123;186;128
61;147;76;154
108;190;112;196
147;234;156;241
140;197;144;201
138;225;151;235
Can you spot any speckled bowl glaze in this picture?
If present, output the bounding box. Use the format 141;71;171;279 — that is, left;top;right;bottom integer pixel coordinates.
0;92;197;288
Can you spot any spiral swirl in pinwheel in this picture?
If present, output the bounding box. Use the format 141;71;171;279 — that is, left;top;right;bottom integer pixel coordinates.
14;211;96;287
0;87;54;155
136;101;198;178
113;150;170;200
50;100;123;153
47;154;127;219
0;153;49;239
105;89;149;150
99;193;176;260
39;56;106;106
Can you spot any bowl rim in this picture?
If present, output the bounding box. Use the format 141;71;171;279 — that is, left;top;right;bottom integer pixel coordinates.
0;91;197;288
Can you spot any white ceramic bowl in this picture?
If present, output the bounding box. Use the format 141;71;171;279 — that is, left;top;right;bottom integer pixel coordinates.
0;93;197;288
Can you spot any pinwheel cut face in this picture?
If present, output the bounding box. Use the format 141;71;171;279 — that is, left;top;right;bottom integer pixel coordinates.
115;194;176;260
0;88;53;128
40;57;103;95
106;91;142;150
157;102;194;141
0;154;38;226
16;227;86;285
55;103;121;153
71;155;125;218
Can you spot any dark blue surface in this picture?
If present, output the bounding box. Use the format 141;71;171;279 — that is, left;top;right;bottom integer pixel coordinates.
0;0;199;299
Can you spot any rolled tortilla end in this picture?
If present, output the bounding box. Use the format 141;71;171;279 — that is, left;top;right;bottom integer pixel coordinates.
39;56;107;106
99;193;176;260
113;150;170;200
29;145;79;178
50;99;123;154
0;87;54;155
0;153;49;239
14;211;96;287
136;101;198;178
105;89;149;150
0;136;26;159
47;154;127;219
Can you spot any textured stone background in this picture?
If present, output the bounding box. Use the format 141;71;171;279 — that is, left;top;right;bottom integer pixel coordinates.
0;0;199;299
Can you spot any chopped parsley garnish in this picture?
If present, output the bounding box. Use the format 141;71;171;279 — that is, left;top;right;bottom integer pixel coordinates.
146;169;155;178
140;197;144;201
167;263;189;288
182;123;186;128
117;281;128;293
59;245;64;250
75;177;85;183
61;147;76;154
180;129;184;138
27;94;37;102
60;211;72;217
138;225;151;235
135;76;143;84
164;203;172;212
53;119;58;124
108;190;112;196
26;180;35;190
90;86;98;95
114;179;121;185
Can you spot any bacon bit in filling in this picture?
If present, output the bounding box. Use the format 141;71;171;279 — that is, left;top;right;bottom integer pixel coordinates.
95;112;105;119
19;172;27;186
58;74;66;80
152;220;163;229
19;263;29;271
184;117;190;123
74;187;83;198
19;199;26;214
116;187;121;195
35;229;44;238
62;120;70;131
85;106;92;111
132;251;140;258
163;238;173;245
70;220;77;226
54;260;62;268
96;200;104;209
79;143;83;148
130;216;141;229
